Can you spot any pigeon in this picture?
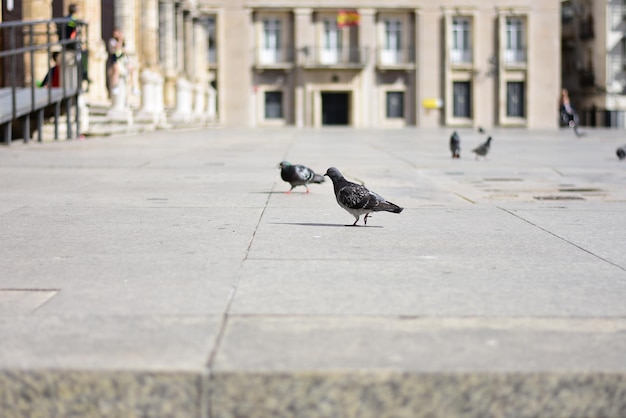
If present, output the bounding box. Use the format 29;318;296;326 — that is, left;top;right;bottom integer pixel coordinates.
324;167;403;226
617;146;626;160
278;161;325;193
477;126;486;134
450;131;460;159
472;136;492;160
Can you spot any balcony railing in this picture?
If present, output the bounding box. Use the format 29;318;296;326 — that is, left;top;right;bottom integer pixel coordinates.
450;49;472;66
252;46;295;69
376;48;415;69
609;55;626;79
504;49;527;66
299;46;368;68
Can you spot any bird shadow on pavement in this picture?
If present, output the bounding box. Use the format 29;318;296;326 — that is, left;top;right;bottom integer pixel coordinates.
269;222;383;228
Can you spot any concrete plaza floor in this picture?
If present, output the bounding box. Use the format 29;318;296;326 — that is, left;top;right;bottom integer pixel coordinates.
1;127;626;417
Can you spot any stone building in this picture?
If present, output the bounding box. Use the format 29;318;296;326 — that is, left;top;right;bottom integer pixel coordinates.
2;0;562;129
562;0;626;127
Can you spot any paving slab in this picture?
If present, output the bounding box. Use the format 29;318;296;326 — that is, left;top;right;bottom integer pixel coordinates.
1;127;626;417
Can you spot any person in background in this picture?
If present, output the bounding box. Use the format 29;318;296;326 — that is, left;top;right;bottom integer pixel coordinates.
559;88;582;136
38;51;61;88
106;27;139;97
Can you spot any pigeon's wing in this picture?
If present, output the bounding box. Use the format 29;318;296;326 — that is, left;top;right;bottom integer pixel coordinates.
337;184;371;210
294;165;315;183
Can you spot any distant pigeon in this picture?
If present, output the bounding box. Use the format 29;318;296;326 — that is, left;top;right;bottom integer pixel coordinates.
278;161;325;193
324;167;403;226
472;136;492;160
477;126;486;134
617;146;626;160
450;131;461;159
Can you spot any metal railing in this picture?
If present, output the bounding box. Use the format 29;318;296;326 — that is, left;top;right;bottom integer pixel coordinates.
298;46;369;67
375;48;415;67
252;46;295;67
0;17;88;143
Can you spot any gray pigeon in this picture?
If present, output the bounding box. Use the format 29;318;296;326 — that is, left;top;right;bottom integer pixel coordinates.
617;146;626;160
450;131;460;159
472;136;492;160
278;161;325;193
324;167;403;226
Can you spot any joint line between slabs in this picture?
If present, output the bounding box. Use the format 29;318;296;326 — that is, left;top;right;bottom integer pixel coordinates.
499;207;626;272
205;181;275;371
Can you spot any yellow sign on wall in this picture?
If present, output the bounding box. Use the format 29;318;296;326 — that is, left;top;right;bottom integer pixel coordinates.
422;98;443;109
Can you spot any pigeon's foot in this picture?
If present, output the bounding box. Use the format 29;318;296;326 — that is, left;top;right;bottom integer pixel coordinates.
305;187;310;194
352;217;360;226
285;190;293;194
364;213;371;225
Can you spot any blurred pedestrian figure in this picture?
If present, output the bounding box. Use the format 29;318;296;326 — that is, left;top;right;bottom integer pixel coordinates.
38;51;61;88
559;89;582;136
107;27;139;98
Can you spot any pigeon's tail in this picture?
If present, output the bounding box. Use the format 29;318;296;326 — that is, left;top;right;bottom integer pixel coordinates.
311;173;325;184
378;201;403;214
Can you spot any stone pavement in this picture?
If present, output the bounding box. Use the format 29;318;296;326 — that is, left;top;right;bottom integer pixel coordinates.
1;127;626;418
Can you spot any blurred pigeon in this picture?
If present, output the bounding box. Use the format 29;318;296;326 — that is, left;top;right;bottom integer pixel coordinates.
477;126;486;134
617;146;626;160
450;131;460;159
278;161;325;193
472;136;492;160
324;167;403;226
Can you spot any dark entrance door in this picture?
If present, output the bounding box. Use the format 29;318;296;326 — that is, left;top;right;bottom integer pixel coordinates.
321;92;350;125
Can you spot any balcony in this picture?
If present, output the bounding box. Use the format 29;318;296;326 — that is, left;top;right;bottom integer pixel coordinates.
609;55;626;85
450;49;472;67
376;48;415;70
504;49;527;67
252;46;295;70
299;47;368;69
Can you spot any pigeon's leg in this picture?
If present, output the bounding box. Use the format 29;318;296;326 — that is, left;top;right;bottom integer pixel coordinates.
305;185;310;194
364;213;371;225
352;217;360;226
285;186;295;194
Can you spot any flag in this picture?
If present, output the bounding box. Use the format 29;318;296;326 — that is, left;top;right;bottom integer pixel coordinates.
337;10;360;28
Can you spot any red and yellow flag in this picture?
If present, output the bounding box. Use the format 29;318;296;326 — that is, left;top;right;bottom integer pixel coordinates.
337;10;360;27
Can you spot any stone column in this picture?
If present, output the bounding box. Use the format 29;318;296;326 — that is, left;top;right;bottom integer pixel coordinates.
294;8;312;127
358;8;376;128
136;0;166;124
169;3;194;123
192;17;208;121
159;0;177;108
184;11;194;80
77;0;108;105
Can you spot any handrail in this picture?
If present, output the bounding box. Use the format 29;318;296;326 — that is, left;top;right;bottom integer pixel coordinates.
0;18;89;141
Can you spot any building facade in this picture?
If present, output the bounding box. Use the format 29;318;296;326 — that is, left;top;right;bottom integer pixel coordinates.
2;0;562;129
221;0;561;129
562;0;626;127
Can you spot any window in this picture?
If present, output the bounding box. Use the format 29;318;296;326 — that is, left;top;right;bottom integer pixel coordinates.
264;91;283;119
206;16;216;65
382;19;403;64
321;19;342;64
386;91;404;118
451;17;471;64
505;17;526;64
261;19;281;63
506;82;525;117
452;81;472;118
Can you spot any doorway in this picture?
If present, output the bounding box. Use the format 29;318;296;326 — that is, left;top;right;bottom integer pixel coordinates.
321;92;350;125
